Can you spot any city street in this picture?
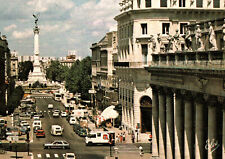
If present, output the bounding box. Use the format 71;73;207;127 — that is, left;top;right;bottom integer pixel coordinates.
30;93;110;159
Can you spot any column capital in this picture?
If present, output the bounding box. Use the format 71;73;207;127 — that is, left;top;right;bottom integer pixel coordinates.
207;95;218;107
181;90;192;101
163;87;173;96
172;89;182;98
192;92;204;104
150;84;158;92
157;86;165;95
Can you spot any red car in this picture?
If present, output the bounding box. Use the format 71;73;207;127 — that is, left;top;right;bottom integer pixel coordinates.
36;129;45;138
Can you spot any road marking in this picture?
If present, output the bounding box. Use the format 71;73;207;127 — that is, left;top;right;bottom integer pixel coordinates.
46;154;50;158
54;154;59;158
37;154;42;158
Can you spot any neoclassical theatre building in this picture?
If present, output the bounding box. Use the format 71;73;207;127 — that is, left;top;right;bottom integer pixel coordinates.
114;0;225;140
146;18;225;159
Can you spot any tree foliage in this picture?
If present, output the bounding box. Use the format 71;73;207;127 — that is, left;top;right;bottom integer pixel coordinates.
46;60;69;82
18;61;33;81
65;56;92;100
46;57;92;100
7;86;24;114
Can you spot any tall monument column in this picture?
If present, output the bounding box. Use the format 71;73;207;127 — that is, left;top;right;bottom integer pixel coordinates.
27;13;47;84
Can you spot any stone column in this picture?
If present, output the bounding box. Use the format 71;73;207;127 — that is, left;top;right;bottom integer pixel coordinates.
174;90;184;159
207;97;218;159
223;104;225;159
195;95;206;159
158;87;166;159
184;92;194;159
152;86;159;157
165;88;174;159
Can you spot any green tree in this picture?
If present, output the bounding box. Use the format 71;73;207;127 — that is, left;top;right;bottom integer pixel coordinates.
46;60;69;82
65;56;92;100
7;86;24;114
18;61;33;81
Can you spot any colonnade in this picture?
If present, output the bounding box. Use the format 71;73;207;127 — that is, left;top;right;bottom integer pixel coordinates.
151;85;225;159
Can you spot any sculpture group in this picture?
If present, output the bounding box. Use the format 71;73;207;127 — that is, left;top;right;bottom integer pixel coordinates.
149;21;221;54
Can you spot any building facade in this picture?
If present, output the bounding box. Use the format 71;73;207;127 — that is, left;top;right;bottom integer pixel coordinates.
146;18;225;159
114;0;225;138
0;35;10;115
91;31;118;111
10;50;18;80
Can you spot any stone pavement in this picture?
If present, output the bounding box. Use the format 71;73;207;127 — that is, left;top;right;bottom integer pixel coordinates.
87;120;152;159
0;151;33;159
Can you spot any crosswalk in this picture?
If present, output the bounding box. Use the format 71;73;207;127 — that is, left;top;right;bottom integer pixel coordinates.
35;96;52;99
36;153;68;158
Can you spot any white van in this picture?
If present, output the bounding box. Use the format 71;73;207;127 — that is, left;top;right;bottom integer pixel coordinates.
85;131;115;146
51;125;63;136
33;120;42;132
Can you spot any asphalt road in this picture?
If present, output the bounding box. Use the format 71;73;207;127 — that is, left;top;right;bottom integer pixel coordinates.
30;93;110;159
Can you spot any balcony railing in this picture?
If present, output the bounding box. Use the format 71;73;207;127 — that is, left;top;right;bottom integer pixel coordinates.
151;50;225;69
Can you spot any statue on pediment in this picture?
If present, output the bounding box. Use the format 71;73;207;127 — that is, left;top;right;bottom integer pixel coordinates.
157;33;165;53
183;29;192;51
166;32;174;52
208;22;218;50
173;29;181;51
195;25;204;51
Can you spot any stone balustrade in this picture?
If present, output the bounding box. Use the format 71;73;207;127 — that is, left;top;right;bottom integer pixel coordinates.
152;50;225;69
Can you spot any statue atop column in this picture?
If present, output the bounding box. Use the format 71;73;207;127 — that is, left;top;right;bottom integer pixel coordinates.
208;22;218;50
33;13;40;27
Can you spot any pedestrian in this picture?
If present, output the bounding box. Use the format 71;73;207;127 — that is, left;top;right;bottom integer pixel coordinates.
116;135;119;143
123;132;125;142
132;132;135;143
120;133;123;143
9;141;12;151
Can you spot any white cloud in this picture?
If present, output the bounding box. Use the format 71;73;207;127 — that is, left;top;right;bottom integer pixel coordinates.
27;0;74;13
12;29;33;39
0;0;120;57
40;24;59;32
4;24;17;32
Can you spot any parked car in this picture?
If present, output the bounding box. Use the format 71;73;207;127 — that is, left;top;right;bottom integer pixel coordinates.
38;111;44;118
20;126;29;135
77;127;90;137
69;117;77;125
53;111;60;117
6;127;21;136
33;115;40;120
36;129;45;138
43;140;70;149
73;123;81;134
20;121;30;131
63;153;76;159
61;111;67;117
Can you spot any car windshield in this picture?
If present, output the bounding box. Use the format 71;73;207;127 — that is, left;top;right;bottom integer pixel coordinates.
88;134;96;138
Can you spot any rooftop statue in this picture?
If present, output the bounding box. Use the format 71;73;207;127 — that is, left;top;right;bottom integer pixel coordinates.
173;29;181;51
166;32;174;52
183;29;192;51
208;22;218;50
195;25;204;51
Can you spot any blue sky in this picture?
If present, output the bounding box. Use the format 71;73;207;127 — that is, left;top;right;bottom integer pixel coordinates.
1;0;120;58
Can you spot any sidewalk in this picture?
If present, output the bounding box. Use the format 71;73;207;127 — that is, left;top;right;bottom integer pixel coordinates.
0;151;33;159
105;153;152;159
88;120;152;159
